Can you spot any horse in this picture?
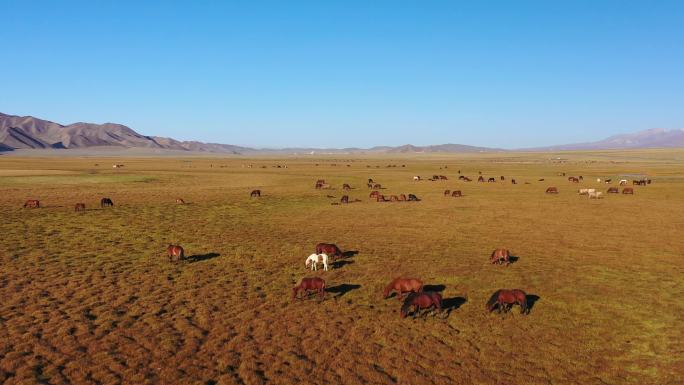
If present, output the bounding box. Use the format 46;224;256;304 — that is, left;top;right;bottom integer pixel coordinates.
578;188;589;195
619;179;628;186
569;177;579;183
389;195;399;202
486;289;529;314
370;191;380;199
463;177;472;182
478;176;485;182
500;176;505;181
398;194;407;201
176;198;185;204
444;190;451;196
413;176;421;181
368;178;374;184
605;178;612;183
167;245;185;262
340;195;349;204
511;179;517;185
589;191;603;199
439;175;448;180
458;175;465;180
305;253;329;271
538;178;545;182
545;187;558;194
316;179;326;184
579;176;584;181
490;248;511;265
100;198;114;207
343;184;352;190
408;194;419;201
376;194;387;202
367;183;373;189
607;187;619;193
383;278;423;300
74;203;86;212
292;277;326;300
315;243;342;260
250;190;261;197
622;188;634;195
452;190;462;197
23;199;40;208
400;291;443;318
488;177;496;183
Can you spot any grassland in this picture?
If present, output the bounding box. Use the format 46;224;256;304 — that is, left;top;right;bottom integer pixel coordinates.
0;150;683;385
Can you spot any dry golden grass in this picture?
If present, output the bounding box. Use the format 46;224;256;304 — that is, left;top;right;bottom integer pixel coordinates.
0;150;683;385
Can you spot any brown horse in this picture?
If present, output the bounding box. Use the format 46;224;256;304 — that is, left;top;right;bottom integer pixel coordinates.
407;194;419;201
452;190;462;197
398;194;407;201
607;187;619;193
292;277;326;300
24;199;40;208
74;203;86;212
486;289;529;314
250;189;261;197
340;195;349;204
545;187;558;194
176;198;185;204
478;176;485;182
315;243;342;260
369;191;380;199
444;189;451;196
511;179;517;185
343;184;352;190
376;194;387;202
500;176;505;181
463;177;472;182
389;195;399;202
383;278;423;300
167;245;185;262
490;248;511;265
622;188;634;195
100;198;114;207
400;291;443;318
488;177;496;183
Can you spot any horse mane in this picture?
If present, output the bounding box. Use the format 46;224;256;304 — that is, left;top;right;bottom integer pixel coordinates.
485;290;502;311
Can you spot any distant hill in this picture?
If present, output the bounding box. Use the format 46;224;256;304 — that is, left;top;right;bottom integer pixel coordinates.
528;128;684;151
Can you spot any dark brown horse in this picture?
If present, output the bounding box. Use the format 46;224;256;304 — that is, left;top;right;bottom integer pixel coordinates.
250;189;261;197
444;189;451;196
478;176;485;182
439;175;448;180
340;195;349;204
607;187;619;193
511;179;517;185
490;248;511;265
24;199;40;208
74;203;86;212
167;245;185;262
315;243;342;260
383;278;423;300
486;289;529;314
400;291;443;318
100;198;114;207
407;194;419;201
622;188;634;194
452;190;462;197
463;177;472;182
292;277;325;300
545;187;558;194
500;176;505;181
488;177;496;183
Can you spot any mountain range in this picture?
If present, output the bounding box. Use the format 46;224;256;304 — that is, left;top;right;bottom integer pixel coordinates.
1;112;682;154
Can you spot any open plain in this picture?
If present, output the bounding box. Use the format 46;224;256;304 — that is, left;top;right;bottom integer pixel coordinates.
0;150;683;385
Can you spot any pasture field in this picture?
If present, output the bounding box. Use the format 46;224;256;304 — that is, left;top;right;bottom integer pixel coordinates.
0;150;683;385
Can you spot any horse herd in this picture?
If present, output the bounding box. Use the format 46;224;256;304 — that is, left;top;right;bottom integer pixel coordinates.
544;176;649;197
292;243;528;319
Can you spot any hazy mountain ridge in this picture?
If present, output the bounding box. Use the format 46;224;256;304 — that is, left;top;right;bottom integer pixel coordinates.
529;128;684;151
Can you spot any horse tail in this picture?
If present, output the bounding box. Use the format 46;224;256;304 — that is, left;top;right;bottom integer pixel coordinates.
520;293;528;314
486;290;501;311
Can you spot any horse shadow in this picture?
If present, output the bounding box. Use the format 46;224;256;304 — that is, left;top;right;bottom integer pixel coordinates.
509;256;520;264
342;250;359;258
332;260;354;269
526;294;540;313
186;253;221;263
442;297;467;317
326;284;361;298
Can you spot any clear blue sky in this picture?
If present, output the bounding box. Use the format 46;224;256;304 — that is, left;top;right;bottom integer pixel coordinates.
1;1;683;149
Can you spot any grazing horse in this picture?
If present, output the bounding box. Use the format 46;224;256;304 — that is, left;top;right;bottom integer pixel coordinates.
292;277;326;300
74;203;86;212
250;190;261;197
622;188;634;195
100;198;114;207
389;195;399;202
458;175;465;180
452;190;462;197
23;199;40;208
305;253;329;271
568;177;579;183
439;175;448;180
167;245;185;262
444;190;451;196
408;194;419;201
398;194;407;201
340;195;349;204
383;278;423;300
478;176;485;182
463;177;472;182
176;198;185;204
490;248;511;265
545;187;558;194
343;184;352;190
511;179;517;185
607;187;619;193
488;177;496;183
400;292;443;318
486;289;529;314
369;191;380;199
315;243;342;260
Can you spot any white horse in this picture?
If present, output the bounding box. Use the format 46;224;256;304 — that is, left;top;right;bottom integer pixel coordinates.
589;191;603;199
619;179;628;186
413;176;421;181
305;253;329;271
